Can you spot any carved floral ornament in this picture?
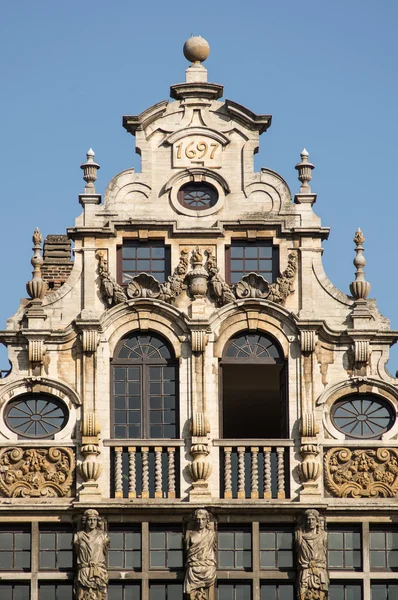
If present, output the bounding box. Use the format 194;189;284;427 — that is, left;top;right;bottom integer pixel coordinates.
97;248;297;308
324;447;398;498
0;446;75;498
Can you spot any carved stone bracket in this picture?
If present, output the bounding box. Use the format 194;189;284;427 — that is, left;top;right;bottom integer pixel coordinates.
191;412;210;436
0;447;75;498
79;412;101;497
324;447;398;498
28;338;46;364
76;318;102;354
191;329;208;352
300;413;319;437
300;330;316;353
353;339;370;367
79;444;102;484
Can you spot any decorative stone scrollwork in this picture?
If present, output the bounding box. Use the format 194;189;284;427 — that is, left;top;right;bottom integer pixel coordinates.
235;272;269;299
268;253;297;304
206;249;235;307
97;254;127;306
301;330;316;353
184;508;217;600
74;509;109;600
298;444;321;494
0;447;75;498
296;510;329;600
324;447;398;498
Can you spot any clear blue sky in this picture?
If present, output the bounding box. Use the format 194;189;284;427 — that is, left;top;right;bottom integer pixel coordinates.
1;1;397;367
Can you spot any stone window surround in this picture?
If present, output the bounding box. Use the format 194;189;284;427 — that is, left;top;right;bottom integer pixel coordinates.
317;380;398;442
0;379;79;442
167;169;227;218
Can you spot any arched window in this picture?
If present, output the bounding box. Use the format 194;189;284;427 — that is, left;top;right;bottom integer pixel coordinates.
111;332;178;439
220;332;287;439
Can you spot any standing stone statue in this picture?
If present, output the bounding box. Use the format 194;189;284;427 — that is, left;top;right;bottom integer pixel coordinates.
74;509;110;600
184;508;217;600
296;509;329;600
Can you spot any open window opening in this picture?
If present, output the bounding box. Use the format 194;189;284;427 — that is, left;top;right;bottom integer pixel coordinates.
220;332;287;439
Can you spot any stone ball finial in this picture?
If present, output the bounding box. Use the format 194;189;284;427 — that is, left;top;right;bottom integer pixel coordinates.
183;36;210;63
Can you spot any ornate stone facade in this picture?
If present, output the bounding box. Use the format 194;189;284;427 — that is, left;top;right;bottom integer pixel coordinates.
0;36;397;600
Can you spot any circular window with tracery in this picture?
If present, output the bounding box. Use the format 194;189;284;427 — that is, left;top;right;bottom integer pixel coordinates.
5;394;69;439
177;183;218;211
331;395;395;439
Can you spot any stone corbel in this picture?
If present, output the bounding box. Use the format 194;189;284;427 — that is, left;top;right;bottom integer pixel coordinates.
190;328;208;353
24;333;48;369
300;330;316;353
353;338;370;367
75;318;102;354
300;413;319;437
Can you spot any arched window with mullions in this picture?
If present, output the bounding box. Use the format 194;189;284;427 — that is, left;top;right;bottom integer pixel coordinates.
220;332;288;439
111;332;178;439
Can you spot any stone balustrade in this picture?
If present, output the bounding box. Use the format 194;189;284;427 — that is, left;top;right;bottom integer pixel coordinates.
214;439;293;499
105;440;184;499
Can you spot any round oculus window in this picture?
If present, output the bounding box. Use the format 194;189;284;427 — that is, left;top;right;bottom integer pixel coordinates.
5;394;69;439
331;395;395;439
177;183;218;211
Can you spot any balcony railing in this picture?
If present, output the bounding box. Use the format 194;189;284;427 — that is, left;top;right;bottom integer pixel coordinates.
214;440;293;499
105;440;184;499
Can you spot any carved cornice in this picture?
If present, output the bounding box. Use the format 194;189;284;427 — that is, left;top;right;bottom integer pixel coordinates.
324;447;398;498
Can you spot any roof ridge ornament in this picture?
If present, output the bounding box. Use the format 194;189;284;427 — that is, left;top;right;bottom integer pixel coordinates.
349;228;371;301
295;148;315;193
80;148;100;192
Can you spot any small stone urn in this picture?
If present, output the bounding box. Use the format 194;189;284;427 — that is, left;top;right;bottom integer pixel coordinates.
186;247;209;299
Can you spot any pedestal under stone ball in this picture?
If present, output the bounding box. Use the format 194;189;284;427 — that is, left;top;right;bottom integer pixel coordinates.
183;36;210;63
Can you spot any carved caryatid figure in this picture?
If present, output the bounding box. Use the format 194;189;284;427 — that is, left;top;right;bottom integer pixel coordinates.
184;508;217;600
296;510;329;600
74;509;110;600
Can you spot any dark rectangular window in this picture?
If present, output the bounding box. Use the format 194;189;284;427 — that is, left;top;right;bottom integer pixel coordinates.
39;526;73;571
371;583;398;600
118;243;170;284
328;528;362;570
260;527;294;570
113;365;177;440
150;583;183;600
370;529;398;571
329;583;362;600
109;583;141;600
149;365;177;439
38;583;73;600
0;527;31;571
226;241;278;284
150;528;183;570
108;527;141;570
113;366;142;439
217;582;251;600
218;528;251;570
260;583;295;600
0;584;30;600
